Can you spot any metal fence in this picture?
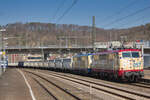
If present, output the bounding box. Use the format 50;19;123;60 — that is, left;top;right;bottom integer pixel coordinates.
3;41;150;50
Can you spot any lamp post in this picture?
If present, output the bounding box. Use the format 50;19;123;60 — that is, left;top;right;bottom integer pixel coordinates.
0;29;6;51
0;29;6;73
3;37;8;50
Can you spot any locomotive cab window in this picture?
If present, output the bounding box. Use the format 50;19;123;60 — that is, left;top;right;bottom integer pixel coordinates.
122;52;131;58
131;52;139;58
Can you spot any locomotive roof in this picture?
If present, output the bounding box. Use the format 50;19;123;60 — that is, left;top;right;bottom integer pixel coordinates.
73;49;141;57
93;50;118;55
94;49;141;55
118;49;141;52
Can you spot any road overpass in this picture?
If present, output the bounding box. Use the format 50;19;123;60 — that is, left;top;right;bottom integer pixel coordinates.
5;45;150;54
3;42;150;68
5;45;108;54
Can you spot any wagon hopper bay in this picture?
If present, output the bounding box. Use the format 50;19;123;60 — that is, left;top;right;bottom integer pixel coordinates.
22;49;144;82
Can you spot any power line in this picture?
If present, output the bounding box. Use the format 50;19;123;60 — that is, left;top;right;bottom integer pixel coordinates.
52;0;67;20
101;0;138;23
114;0;138;14
56;0;78;23
103;6;150;28
117;13;150;28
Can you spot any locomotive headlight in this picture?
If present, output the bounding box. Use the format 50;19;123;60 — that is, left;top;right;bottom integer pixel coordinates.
133;62;141;67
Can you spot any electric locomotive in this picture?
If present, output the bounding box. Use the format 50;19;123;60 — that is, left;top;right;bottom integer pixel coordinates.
72;49;144;82
22;49;144;82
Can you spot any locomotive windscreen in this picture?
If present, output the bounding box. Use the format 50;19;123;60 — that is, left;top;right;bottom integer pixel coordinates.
122;52;140;58
131;52;139;58
122;52;131;58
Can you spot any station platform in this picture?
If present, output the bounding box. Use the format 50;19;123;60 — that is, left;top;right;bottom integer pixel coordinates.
0;68;32;100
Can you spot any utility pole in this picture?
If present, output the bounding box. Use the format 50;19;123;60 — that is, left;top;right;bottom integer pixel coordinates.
0;29;6;51
92;16;96;51
109;31;111;42
0;29;6;73
26;32;28;48
1;32;3;51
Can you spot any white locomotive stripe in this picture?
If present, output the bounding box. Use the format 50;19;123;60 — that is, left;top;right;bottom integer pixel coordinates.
18;69;36;100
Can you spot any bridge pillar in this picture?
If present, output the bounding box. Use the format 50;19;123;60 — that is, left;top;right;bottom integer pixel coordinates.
44;53;49;60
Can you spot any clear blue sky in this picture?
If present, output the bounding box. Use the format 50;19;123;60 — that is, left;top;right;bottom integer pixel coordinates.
0;0;150;29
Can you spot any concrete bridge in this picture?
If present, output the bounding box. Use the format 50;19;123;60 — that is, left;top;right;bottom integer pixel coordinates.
3;41;150;68
5;45;108;54
4;43;150;54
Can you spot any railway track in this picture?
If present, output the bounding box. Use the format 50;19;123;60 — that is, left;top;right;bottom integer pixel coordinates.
53;71;150;92
129;83;150;89
25;71;82;100
25;69;150;100
139;78;150;84
55;70;150;89
38;70;150;91
32;77;58;100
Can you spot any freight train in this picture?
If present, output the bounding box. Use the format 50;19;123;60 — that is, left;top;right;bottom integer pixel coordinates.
21;49;144;82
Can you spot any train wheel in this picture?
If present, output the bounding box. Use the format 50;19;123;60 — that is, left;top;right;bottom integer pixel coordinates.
108;74;114;81
129;75;134;82
134;76;139;82
101;73;105;80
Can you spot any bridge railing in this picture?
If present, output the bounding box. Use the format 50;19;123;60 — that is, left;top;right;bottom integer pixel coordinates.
5;44;108;49
3;41;150;50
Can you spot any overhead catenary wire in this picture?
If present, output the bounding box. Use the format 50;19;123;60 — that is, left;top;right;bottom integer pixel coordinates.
117;13;150;29
56;0;78;23
114;0;138;15
101;0;138;23
102;6;150;28
52;0;67;20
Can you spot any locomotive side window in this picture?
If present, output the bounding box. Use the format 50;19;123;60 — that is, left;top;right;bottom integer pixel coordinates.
122;52;131;58
132;52;139;58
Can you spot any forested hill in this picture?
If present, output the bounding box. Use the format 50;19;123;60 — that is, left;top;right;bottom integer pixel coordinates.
2;22;150;47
